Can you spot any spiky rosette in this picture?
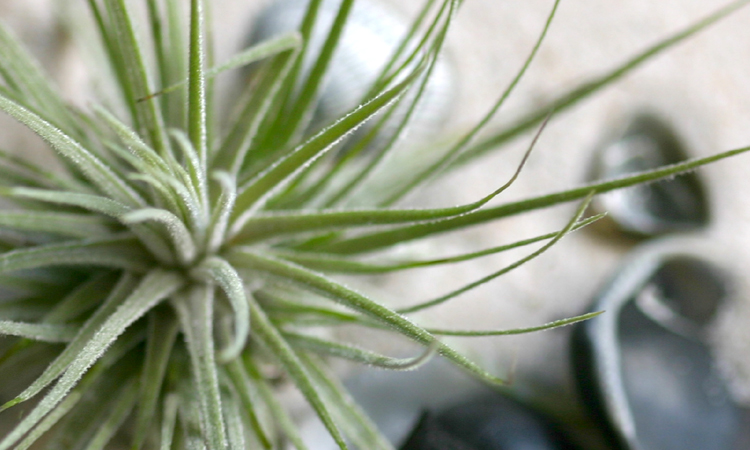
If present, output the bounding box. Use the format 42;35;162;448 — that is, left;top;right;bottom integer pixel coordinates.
0;0;748;449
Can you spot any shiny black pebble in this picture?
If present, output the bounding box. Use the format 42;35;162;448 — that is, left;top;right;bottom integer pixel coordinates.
399;394;581;450
589;114;708;237
572;242;742;450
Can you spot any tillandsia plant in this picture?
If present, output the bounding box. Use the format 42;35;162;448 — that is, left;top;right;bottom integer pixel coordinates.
0;0;749;448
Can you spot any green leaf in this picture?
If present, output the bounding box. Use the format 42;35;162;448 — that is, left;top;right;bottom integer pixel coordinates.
0;271;78;300
266;0;355;151
230;61;425;228
205;171;236;254
0;23;81;139
94;105;172;175
0;320;78;342
0;190;175;264
176;379;208;450
398;193;593;313
1;187;132;217
81;376;138;450
232;174;523;243
320;0;459;208
187;0;208;166
222;386;247;450
172;285;227;450
0;210;113;239
247;295;348;449
255;289;361;326
133;308;179;450
126;171;188;222
428;311;603;336
145;0;187;129
0;235;152;274
274;214;602;273
145;31;302;100
243;356;310;450
191;257;249;363
0;93;146;207
122;208;196;264
299;353;395;450
0;148;85;191
169;129;209;228
107;0;169;155
212;39;300;177
455;0;750;166
224;360;274;449
0;269;183;450
0;274;138;406
13;391;82;450
160;393;180;450
41;351;141;450
231;251;508;386
44;272;120;324
382;0;560;204
310;146;750;254
285;332;436;371
0;188;174;263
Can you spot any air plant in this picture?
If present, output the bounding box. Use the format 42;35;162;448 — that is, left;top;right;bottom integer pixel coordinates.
0;0;747;449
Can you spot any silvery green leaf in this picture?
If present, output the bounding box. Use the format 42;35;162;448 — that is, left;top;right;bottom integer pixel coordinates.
0;235;152;274
1;187;132;217
95;105;172;175
13;391;82;450
0;274;137;405
247;294;347;450
232;251;508;386
0;93;146;207
221;387;246;450
299;353;395;450
0;23;81;139
0;210;113;238
44;272;120;324
244;357;310;450
0;148;85;191
0;320;78;342
259;0;356;152
213;37;299;176
160;394;180;450
285;332;435;371
223;360;274;449
455;0;750;166
233;164;518;242
187;0;208;166
107;0;169;155
122;208;196;264
380;0;560;205
133;308;179;450
0;269;182;450
151;31;302;99
205;171;236;253
81;377;138;450
0;272;74;299
169;129;209;223
274;214;602;274
172;285;228;450
310;145;750;255
176;380;206;450
427;311;603;336
191;257;249;363
398;193;593;313
231;59;425;225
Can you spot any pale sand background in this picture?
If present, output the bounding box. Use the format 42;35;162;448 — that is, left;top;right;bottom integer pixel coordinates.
3;0;750;446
